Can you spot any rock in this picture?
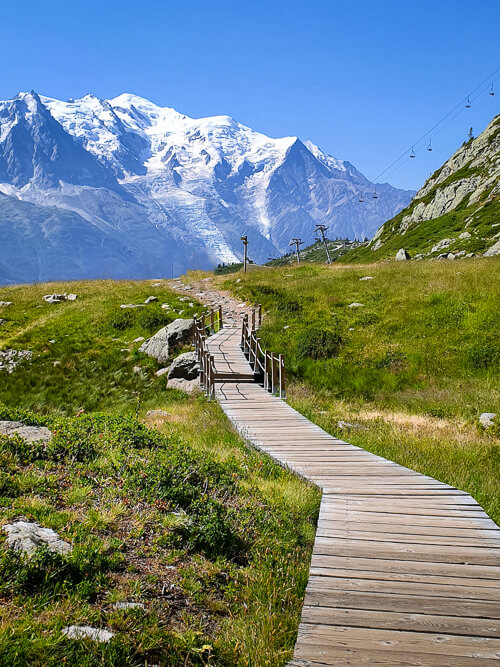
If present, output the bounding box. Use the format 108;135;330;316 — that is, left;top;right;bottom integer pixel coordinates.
459;231;471;239
112;602;145;610
167;378;200;393
0;301;12;307
465;253;475;258
359;276;374;281
414;254;425;260
146;409;170;418
0;420;52;444
347;303;364;308
151;282;163;287
120;303;146;309
235;278;241;283
447;253;456;260
43;293;77;304
2;521;71;556
161;304;171;309
437;253;449;260
484;239;500;257
133;337;145;343
479;413;497;428
395;248;410;260
167;351;199;380
0;349;32;373
431;238;453;253
337;420;367;431
144;296;158;303
155;367;170;377
132;366;143;374
66;293;78;301
53;361;61;366
139;319;194;364
62;626;114;642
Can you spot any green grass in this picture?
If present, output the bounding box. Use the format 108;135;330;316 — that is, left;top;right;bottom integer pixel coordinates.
0;279;320;666
217;258;500;523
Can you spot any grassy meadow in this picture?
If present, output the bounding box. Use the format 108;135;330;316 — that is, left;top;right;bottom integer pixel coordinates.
0;280;320;666
215;257;500;523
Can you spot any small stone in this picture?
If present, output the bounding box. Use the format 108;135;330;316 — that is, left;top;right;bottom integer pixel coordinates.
0;421;52;444
132;366;143;374
431;238;453;253
145;296;158;304
155;367;170;377
0;301;12;307
53;361;61;366
113;602;145;611
459;231;471;240
479;413;497;428
133;337;145;343
151;282;163;287
62;626;114;643
359;276;374;281
337;420;367;431
3;521;71;556
49;339;56;344
283;325;290;330
167;378;200;393
66;293;78;301
188;302;194;307
235;279;242;283
348;303;364;308
120;304;146;309
146;409;170;418
447;253;456;260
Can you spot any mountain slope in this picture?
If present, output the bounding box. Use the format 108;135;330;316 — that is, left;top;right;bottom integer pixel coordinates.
0;91;414;284
344;114;500;263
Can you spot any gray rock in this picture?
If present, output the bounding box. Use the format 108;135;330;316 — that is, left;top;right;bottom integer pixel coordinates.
167;351;199;380
2;521;71;556
347;302;364;308
0;420;52;443
337;420;367;431
133;337;145;343
459;231;471;239
479;413;497;428
395;248;410;261
359;276;374;281
120;303;146;309
484;239;500;257
146;409;170;418
437;253;449;260
167;378;200;393
66;293;78;301
0;301;12;307
144;296;158;303
447;253;456;260
43;293;77;303
413;254;425;260
139;319;194;364
154;367;170;377
431;238;453;253
465;253;475;258
62;626;114;642
0;349;33;373
112;602;145;611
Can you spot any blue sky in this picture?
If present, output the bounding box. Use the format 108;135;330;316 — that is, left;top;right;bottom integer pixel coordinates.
2;0;498;191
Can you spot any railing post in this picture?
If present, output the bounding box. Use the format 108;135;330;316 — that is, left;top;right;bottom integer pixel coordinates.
201;313;206;336
241;315;248;350
218;305;223;331
279;354;286;399
251;309;255;332
210;309;215;335
271;354;276;395
264;349;268;390
258;304;262;328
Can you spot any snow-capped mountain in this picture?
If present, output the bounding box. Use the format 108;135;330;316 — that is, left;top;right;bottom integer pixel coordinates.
0;91;414;284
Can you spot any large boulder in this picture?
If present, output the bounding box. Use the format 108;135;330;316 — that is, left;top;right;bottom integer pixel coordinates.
3;521;71;556
167;351;199;380
139;318;194;364
395;248;411;260
167;378;200;393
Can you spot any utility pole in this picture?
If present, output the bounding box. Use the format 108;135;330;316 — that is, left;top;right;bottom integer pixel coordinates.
289;238;304;264
314;224;332;263
241;235;248;273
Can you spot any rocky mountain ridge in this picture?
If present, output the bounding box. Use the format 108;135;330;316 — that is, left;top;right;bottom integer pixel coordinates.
346;114;500;263
0;91;413;284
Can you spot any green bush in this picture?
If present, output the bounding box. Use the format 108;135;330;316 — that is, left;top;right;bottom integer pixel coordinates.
296;327;343;360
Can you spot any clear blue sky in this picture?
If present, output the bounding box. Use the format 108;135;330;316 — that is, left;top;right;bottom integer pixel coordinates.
2;0;499;191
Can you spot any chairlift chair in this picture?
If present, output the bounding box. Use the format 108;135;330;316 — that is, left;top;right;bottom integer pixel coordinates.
410;147;416;158
490;83;495;96
465;95;472;108
427;140;432;152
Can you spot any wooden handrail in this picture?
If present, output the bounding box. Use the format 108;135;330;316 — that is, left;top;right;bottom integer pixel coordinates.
240;303;286;399
193;307;224;399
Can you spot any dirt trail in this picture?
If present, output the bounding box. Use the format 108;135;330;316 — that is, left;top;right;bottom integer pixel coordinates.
167;276;252;326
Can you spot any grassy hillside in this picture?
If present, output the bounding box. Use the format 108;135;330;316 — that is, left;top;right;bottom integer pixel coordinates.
344;114;500;263
0;280;319;666
216;259;500;522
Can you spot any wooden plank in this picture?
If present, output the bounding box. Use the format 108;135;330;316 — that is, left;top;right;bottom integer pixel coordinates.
301;604;500;637
314;527;500;547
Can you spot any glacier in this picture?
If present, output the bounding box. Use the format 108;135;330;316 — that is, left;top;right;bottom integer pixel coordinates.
0;91;414;284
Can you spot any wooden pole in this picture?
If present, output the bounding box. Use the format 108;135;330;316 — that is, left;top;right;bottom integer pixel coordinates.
258;304;262;328
279;354;286;399
271;354;276;395
264;349;269;390
218;305;223;330
210;309;215;335
251;308;255;331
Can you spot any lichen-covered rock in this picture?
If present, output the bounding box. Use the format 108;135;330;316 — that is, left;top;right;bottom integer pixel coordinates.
2;521;71;556
395;248;410;260
0;420;52;443
479;413;497;428
167;378;200;393
484;239;500;257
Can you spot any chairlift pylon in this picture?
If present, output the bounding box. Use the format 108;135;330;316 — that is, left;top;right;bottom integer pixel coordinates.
427;139;432;152
465;95;472;109
490;83;495;97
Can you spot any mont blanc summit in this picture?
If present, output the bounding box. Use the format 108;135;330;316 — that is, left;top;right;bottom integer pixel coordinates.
0;92;413;284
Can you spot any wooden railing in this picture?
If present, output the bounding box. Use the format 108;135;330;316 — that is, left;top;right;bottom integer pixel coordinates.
241;305;286;399
193;307;223;399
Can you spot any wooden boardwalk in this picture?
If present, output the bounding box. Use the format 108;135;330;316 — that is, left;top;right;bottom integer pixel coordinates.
207;325;500;666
